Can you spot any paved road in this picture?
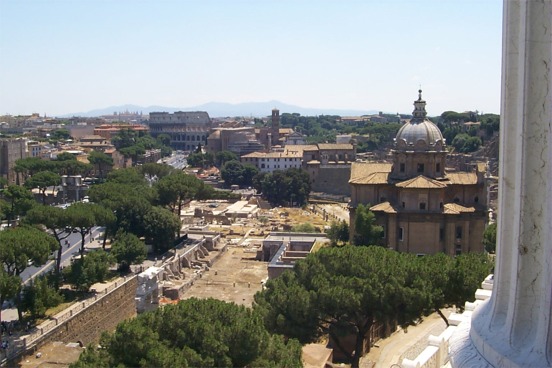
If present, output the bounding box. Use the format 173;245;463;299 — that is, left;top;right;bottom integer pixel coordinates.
2;226;105;322
20;226;105;285
159;153;188;170
360;307;454;367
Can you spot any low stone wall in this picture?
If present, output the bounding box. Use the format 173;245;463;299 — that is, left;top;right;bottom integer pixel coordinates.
400;275;493;368
5;276;137;365
46;277;137;345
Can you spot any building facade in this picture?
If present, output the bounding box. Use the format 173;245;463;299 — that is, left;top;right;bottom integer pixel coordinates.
0;138;28;184
93;123;149;140
240;151;303;173
301;143;356;196
148;111;212;151
349;91;487;255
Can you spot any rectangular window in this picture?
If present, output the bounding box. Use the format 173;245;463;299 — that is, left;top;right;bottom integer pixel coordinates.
439;228;444;241
456;226;462;239
399;227;404;241
402;201;405;208
419;202;426;210
400;163;405;172
436;163;441;173
417;163;424;173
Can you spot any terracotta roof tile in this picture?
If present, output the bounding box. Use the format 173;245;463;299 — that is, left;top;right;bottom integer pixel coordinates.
370;201;397;213
318;143;354;150
443;203;476;214
396;175;447;189
446;172;478;185
350;162;392;183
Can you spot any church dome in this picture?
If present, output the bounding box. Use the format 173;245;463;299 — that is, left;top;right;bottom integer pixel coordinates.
394;90;446;152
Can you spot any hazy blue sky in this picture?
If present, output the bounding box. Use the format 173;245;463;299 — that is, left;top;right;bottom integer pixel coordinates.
0;0;503;117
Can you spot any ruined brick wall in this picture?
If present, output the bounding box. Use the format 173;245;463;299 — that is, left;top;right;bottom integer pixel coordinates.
36;277;138;348
311;166;352;196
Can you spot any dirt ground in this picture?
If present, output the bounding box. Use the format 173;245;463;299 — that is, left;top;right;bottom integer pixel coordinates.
13;205;342;368
16;342;84;368
181;245;268;306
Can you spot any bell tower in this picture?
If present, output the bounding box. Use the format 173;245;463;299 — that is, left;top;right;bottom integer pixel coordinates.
271;108;280;144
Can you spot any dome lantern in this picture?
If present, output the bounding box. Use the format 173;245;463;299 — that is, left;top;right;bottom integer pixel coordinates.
394;90;446;152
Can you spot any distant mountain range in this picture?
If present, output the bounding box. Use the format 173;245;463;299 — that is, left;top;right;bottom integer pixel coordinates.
62;101;379;118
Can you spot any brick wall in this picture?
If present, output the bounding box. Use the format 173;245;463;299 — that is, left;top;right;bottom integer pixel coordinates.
312;166;352;195
11;276;138;364
46;277;137;345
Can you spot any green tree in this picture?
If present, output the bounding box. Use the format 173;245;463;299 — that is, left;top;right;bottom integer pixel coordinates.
119;145;146;162
14;157;54;183
462;136;482;153
24;171;61;205
0;269;21;327
88;181;155;244
139;162;175;180
24;206;72;284
353;204;383;246
0;225;58;320
65;203;116;258
71;298;302;368
326;220;350;246
155;172;201;217
446;252;493;309
88;150;114;180
50;128;71;141
64;250;114;292
285;168;311;206
53;154;92;176
1;185;36;226
55;152;77;162
20;277;63;319
156;133;171;147
220;160;247;187
482;223;497;253
111;129;137;150
106;167;147;185
110;232;147;272
112;130;172;161
480;114;500;136
220;160;259;188
254;168;310;206
143;206;181;253
440;111;471;124
255;246;432;368
417;253;455;325
291;223;317;233
215;151;238;167
451;133;481;153
186;150;214;168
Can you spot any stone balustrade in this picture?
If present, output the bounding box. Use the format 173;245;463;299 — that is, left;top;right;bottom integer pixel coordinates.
400;275;493;368
2;275;136;364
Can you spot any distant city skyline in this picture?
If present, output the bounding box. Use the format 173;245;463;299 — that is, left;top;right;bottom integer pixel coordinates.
0;0;502;117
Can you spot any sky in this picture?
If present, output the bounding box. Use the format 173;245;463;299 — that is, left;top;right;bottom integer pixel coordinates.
0;0;503;117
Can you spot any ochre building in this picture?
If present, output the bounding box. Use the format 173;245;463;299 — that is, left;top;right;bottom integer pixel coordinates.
349;91;487;255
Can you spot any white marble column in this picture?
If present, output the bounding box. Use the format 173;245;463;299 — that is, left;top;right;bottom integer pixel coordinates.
450;0;552;367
